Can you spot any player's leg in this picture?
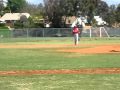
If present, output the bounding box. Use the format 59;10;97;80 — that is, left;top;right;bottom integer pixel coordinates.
74;34;78;45
73;34;76;45
76;34;79;45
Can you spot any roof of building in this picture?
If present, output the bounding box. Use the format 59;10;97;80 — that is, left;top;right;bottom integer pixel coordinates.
65;16;76;24
1;13;30;21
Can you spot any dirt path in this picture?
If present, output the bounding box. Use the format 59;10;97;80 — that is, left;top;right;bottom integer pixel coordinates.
0;68;120;75
0;44;71;48
0;44;120;54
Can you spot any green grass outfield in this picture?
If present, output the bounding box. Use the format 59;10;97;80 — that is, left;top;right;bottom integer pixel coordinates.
0;37;120;90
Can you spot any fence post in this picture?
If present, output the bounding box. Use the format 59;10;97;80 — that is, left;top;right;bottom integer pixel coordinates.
42;28;45;37
27;29;29;38
100;27;110;38
10;30;13;38
100;27;102;38
90;28;92;38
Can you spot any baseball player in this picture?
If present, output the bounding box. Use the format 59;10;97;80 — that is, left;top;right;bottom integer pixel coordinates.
72;26;80;45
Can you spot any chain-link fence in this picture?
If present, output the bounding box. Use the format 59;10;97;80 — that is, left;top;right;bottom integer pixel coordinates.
11;28;72;37
0;29;11;38
0;27;120;38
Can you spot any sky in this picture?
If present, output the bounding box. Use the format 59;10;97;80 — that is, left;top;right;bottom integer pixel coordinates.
26;0;120;5
102;0;120;5
26;0;43;4
3;0;120;6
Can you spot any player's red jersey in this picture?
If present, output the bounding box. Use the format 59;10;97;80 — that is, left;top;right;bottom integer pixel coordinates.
72;26;80;34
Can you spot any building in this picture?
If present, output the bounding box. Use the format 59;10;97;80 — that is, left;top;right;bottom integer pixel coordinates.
1;13;30;27
94;16;107;26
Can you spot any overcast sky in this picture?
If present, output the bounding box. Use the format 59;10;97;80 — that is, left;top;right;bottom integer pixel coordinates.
3;0;120;6
26;0;43;4
26;0;120;5
102;0;120;5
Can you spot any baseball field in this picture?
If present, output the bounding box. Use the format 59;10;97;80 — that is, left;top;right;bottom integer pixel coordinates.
0;37;120;90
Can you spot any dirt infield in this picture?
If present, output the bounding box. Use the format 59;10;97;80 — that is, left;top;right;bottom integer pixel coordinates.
0;44;120;75
0;44;70;48
0;44;120;54
0;68;120;75
59;45;120;54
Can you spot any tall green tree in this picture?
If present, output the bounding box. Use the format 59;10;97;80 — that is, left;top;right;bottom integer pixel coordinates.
0;0;4;15
44;0;106;27
21;2;44;27
105;5;116;26
7;0;27;13
116;4;120;23
96;1;109;19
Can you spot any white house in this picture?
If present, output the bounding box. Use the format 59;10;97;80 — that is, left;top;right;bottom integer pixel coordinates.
1;13;30;27
71;17;85;28
1;13;30;21
94;16;107;26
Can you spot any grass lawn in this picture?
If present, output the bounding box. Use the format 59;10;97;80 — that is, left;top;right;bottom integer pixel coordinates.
0;48;120;70
0;37;120;90
0;74;120;90
0;37;120;44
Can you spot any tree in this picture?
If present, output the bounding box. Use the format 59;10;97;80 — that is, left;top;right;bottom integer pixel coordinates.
96;1;109;19
7;0;27;13
21;2;44;27
105;5;116;26
22;2;44;16
0;0;4;15
116;4;120;23
44;0;80;27
44;0;61;27
43;0;106;27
